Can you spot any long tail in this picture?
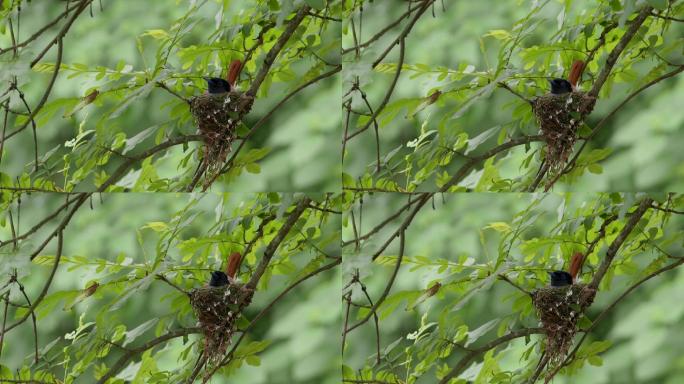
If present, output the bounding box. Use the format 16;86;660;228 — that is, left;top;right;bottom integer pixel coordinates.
568;252;585;281
226;252;242;279
227;60;243;87
568;60;585;88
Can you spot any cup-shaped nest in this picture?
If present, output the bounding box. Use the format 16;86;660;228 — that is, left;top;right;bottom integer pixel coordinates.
189;91;254;177
532;92;596;174
189;282;254;362
532;283;596;368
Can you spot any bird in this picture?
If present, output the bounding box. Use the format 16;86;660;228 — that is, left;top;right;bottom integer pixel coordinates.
568;252;585;282
548;270;573;287
226;59;242;87
226;252;242;281
548;59;585;95
209;270;229;287
548;78;573;94
201;59;243;95
203;77;231;94
206;252;242;288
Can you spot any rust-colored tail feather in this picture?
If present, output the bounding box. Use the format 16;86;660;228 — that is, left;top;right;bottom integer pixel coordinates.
569;252;585;281
227;60;243;87
568;60;585;87
226;252;242;279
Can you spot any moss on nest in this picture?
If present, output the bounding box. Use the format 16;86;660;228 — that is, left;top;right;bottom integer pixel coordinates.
189;91;254;185
189;282;254;364
532;283;596;371
532;92;596;178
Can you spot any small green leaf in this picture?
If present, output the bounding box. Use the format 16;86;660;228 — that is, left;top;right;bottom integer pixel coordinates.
484;29;512;40
588;355;603;366
587;163;603;174
646;0;668;10
142;222;168;232
245;354;261;366
245;162;261;174
304;0;325;10
142;29;169;39
484;222;511;233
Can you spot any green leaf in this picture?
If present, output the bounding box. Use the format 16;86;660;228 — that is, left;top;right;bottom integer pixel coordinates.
587;163;603;174
465;319;500;347
123;125;158;155
109;82;154;119
240;148;271;163
245;354;261;366
484;29;512;40
123;319;158;347
245;162;261;174
466;126;499;154
645;0;668;10
587;355;603;366
143;29;169;39
142;222;168;232
484;222;511;233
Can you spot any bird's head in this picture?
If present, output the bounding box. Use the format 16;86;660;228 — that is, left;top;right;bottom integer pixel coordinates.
548;270;573;287
203;77;231;94
548;78;573;95
209;270;229;287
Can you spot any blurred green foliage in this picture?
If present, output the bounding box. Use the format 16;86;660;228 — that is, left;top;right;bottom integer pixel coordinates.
342;0;684;192
342;192;684;383
0;0;341;192
0;192;342;383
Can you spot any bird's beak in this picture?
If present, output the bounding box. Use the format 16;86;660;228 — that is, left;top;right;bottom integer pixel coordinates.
202;77;211;82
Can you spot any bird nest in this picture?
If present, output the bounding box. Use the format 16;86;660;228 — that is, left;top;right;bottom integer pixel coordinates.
189;283;254;364
532;284;596;370
189;91;254;184
532;92;595;176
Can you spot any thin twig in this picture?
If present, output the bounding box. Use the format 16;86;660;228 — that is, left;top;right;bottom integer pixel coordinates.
96;327;202;384
246;6;311;98
216;65;341;184
498;274;532;297
1;38;64;143
588;6;653;98
345;229;406;333
30;0;93;68
245;197;312;291
341;3;424;55
205;258;341;379
344;29;405;141
155;274;190;296
0;3;80;55
562;257;684;368
588;198;653;290
1;229;65;341
0;292;9;359
438;328;545;384
562;64;684;175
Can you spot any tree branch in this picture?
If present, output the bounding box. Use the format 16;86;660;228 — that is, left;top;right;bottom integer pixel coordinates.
245;196;312;291
1;38;64;143
245;6;311;98
588;6;653;98
441;135;545;192
345;229;406;334
439;328;545;384
562;64;684;175
215;64;341;186
562;256;684;369
29;0;94;68
203;258;341;380
588;198;653;290
96;327;202;384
